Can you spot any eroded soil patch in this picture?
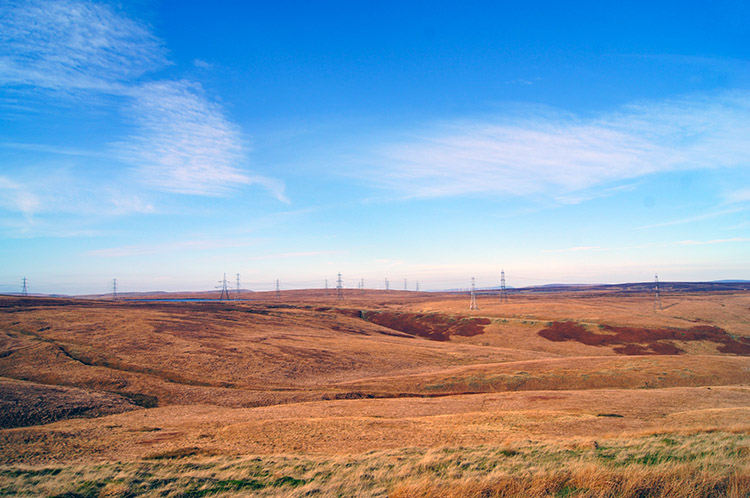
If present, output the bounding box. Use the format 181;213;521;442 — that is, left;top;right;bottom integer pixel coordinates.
538;321;750;355
0;379;138;428
361;311;490;341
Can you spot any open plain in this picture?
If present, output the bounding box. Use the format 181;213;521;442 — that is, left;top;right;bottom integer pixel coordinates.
1;288;750;497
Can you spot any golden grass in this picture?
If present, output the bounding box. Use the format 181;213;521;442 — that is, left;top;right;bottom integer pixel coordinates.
409;292;750;338
2;293;748;410
1;432;748;497
2;387;749;464
2;292;750;496
0;298;543;408
390;467;750;498
336;355;750;395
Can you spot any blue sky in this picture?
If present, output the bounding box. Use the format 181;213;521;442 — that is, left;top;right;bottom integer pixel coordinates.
1;0;749;294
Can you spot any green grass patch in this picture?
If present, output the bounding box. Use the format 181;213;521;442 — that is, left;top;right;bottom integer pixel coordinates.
181;478;266;497
556;485;583;497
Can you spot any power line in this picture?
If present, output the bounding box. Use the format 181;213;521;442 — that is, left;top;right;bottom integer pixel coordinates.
385;278;389;291
112;278;118;300
236;273;241;300
276;279;281;300
500;269;508;303
470;277;478;310
404;278;408;291
360;278;365;294
654;273;662;310
21;277;28;297
416;281;420;292
336;272;344;301
325;279;329;296
218;273;230;300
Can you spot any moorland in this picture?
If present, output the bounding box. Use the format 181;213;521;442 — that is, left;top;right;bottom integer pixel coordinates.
1;287;749;497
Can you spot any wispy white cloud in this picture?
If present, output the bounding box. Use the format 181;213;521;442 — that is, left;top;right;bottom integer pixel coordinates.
364;91;750;202
0;0;167;90
0;0;285;201
119;80;252;196
638;207;745;229
106;191;155;215
0;169;156;229
0;176;40;218
192;59;212;69
117;80;289;200
87;238;260;257
725;188;750;204
247;176;289;203
676;237;750;246
505;77;540;86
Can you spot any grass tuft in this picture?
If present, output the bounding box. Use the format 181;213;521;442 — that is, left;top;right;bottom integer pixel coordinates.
6;432;742;497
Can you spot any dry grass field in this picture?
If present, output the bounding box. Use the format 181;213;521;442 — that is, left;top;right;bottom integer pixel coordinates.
1;289;749;496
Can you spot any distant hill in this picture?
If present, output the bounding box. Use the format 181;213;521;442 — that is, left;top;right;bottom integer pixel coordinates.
512;281;750;293
4;281;748;299
77;290;255;300
470;281;750;294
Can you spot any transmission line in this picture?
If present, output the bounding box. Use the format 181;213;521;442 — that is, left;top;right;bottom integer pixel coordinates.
470;277;478;310
336;272;344;301
218;273;230;300
500;269;508;303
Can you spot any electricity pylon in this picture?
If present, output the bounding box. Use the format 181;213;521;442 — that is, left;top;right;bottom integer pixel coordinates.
470;277;478;310
218;273;230;300
500;270;508;303
336;272;344;301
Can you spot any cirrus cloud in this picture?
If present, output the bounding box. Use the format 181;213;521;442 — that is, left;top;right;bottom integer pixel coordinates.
366;91;750;202
0;0;285;201
0;0;167;90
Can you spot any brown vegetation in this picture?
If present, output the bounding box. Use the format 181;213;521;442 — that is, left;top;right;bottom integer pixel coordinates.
390;467;750;498
2;432;748;497
362;310;491;341
0;377;136;428
1;290;749;496
538;321;750;355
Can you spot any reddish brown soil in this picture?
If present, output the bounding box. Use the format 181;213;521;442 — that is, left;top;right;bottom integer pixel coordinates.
538;321;750;355
0;378;138;428
360;311;490;341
